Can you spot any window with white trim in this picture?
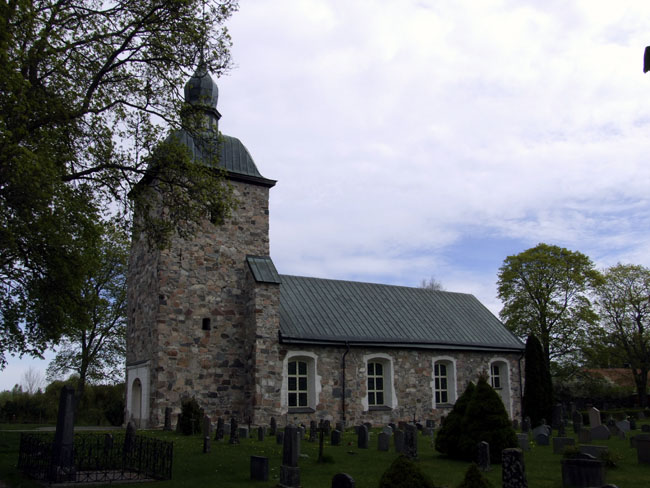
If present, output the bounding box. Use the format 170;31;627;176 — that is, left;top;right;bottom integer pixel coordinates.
432;357;457;407
490;363;502;389
434;363;449;404
282;352;321;412
288;359;309;408
367;361;385;406
362;354;397;410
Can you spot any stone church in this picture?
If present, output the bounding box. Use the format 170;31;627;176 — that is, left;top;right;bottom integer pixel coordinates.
126;68;525;429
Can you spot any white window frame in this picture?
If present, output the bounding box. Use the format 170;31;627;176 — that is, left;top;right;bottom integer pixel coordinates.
281;351;321;412
490;363;502;389
489;357;512;417
362;353;397;411
431;357;457;408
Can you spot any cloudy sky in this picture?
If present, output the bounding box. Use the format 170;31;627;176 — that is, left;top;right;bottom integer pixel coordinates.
3;0;650;390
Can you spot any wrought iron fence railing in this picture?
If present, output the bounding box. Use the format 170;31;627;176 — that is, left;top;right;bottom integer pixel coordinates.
18;432;173;484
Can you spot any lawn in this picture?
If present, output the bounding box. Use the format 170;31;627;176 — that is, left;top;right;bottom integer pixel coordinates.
1;422;649;487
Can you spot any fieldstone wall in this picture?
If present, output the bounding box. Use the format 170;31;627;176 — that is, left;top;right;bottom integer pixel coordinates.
127;179;273;427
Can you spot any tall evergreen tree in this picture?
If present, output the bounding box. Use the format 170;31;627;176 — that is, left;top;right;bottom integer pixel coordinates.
522;334;553;426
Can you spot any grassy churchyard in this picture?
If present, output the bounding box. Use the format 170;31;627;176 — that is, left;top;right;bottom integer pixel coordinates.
1;421;649;487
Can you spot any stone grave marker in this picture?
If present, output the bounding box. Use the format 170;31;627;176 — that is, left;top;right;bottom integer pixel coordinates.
202;415;211;453
357;424;368;449
378;432;390;451
404;424;418;459
590;424;611;441
578;428;592;443
572;411;582;434
382;426;393;437
388;422;396;432
229;418;239;445
277;431;285;445
323;419;332;435
164;407;172;431
270;417;277;436
521;417;531;433
176;413;182;433
636;434;650;464
331;473;355;488
551;404;563;429
398;421;407;430
215;417;224;441
477;441;490;471
502;448;527;488
615;420;630;433
223;423;231;436
336;421;344;432
258;426;266;442
250;455;269;481
239;426;249;439
561;453;604;488
552;437;575;454
579;444;608;459
49;386;76;483
534;433;549;446
517;433;530;451
309;420;318;442
532;424;550;439
280;425;301;488
331;429;341;446
394;429;405;453
588;407;601;427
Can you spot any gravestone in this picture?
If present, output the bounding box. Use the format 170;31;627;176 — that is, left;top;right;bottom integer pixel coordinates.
561;454;605;488
357;424;368;449
310;420;318;442
521;417;531;433
638;411;646;420
164;407;172;431
590;425;611;441
229;418;239;445
532;425;550;439
336;422;344;432
176;413;182;433
557;423;566;437
277;431;285;445
215;417;224;441
331;429;341;446
398;421;407;430
279;425;301;488
388;422;396;432
258;426;266;442
394;429;405;453
572;411;582;434
615;420;630;433
552;404;563;429
636;434;650;464
239;426;249;439
378;432;390;451
552;437;575;454
382;426;393;437
588;407;601;427
642;424;650;433
224;423;231;436
502;448;527;488
270;417;277;436
299;425;306;440
331;473;355;488
512;419;519;431
49;386;76;483
404;424;418;459
477;441;490;471
578;428;591;443
202;415;211;453
535;433;549;446
630;418;637;430
323;420;332;435
579;445;608;459
250;455;269;481
517;433;530;451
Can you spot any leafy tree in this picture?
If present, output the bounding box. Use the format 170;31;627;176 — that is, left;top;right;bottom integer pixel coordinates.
419;277;445;291
459;376;517;463
1;0;238;366
46;221;128;406
522;334;553;427
594;264;650;407
435;381;475;458
497;243;601;369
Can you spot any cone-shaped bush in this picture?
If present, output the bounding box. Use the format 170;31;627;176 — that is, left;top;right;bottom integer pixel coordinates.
522;334;553;427
458;376;517;463
435;381;475;457
378;455;439;488
179;397;204;435
457;463;494;488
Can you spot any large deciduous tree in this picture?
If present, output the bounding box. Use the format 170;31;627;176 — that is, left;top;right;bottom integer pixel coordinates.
1;0;238;366
497;243;601;369
595;264;650;407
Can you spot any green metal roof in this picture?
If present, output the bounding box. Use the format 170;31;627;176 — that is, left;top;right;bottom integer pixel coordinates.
278;275;524;352
247;255;282;284
169;131;276;187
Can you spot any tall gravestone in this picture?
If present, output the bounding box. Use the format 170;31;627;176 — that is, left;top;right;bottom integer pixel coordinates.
572;411;583;434
270;417;277;436
215;417;224;440
250;455;269;481
404;424;418;459
279;425;301;488
588;407;601;427
477;441;490;471
309;420;317;442
331;429;341;446
357;424;368;449
49;386;76;483
502;448;527;488
394;429;405;453
378;432;390;451
202;415;211;453
229;418;239;444
163;407;172;431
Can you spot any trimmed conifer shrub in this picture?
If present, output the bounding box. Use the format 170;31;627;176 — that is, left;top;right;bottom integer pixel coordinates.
179;397;204;435
522;334;553;427
457;463;494;488
435;381;476;458
458;376;517;463
378;455;439;488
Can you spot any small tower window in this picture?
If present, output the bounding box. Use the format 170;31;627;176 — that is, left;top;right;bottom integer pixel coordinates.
202;318;211;331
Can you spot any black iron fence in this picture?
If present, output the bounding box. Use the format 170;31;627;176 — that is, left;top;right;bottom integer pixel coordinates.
18;432;173;484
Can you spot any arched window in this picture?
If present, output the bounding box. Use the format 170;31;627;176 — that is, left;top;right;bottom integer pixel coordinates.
489;358;512;417
288;359;309;408
362;354;397;410
432;357;457;408
282;351;321;413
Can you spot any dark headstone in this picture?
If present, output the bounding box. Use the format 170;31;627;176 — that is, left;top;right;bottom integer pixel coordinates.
276;431;285;445
175;413;182;433
280;425;301;488
404;423;418;459
336;421;344;432
331;429;341;446
258;426;266;441
378;432;390;451
202;415;211;454
590;425;611;441
615;420;630;432
394;429;405;453
331;473;355;488
388;422;396;432
50;386;76;483
561;456;605;488
357;424;368;449
323;419;332;435
124;420;137;455
398;421;407;430
164;407;172;431
215;417;224;440
579;428;592;443
250;455;269;481
636;434;650;464
573;411;583;434
309;420;317;442
477;441;490;472
521;417;531;433
580;445;608;459
552;404;563;429
552;437;575;454
502;448;527;488
239;426;249;439
229;418;239;444
270;417;277;436
588;407;601;427
535;433;549;446
517;433;530;451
